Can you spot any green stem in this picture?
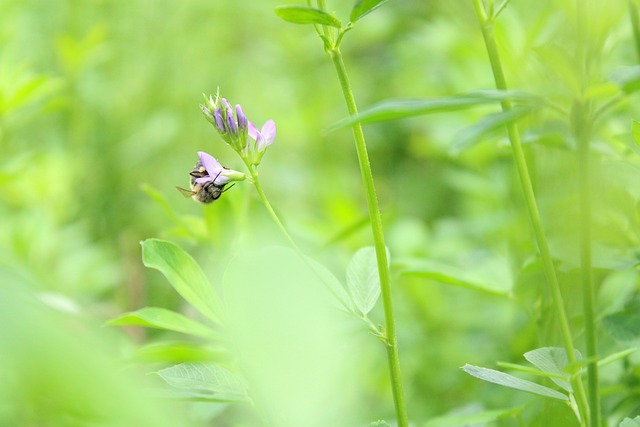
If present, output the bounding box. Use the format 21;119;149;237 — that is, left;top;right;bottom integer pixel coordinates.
576;1;600;424
328;46;409;427
575;100;600;427
246;164;301;253
471;0;589;424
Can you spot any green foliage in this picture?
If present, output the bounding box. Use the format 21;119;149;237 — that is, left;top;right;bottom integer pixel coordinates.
462;364;569;401
346;246;387;315
107;307;223;341
154;362;249;403
274;5;342;28
2;0;640;425
350;0;389;23
141;239;224;325
327;90;540;131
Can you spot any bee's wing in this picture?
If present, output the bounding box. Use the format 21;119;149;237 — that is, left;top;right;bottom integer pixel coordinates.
176;186;195;198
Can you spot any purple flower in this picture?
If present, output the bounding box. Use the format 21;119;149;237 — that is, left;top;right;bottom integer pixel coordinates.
236;105;247;132
248;120;276;153
195;151;245;185
214;108;225;133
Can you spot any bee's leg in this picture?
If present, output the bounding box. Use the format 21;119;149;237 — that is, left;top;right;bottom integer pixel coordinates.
222;183;235;193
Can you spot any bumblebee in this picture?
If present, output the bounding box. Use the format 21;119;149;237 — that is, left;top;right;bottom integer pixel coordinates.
176;161;232;204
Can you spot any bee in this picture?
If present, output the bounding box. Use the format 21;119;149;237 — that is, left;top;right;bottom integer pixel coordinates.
176;161;233;204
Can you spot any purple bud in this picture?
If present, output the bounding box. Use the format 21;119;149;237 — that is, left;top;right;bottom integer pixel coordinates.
214;108;225;133
221;98;232;111
226;108;238;136
236;105;247;132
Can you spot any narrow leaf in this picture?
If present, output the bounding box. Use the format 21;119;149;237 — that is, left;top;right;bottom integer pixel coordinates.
462;364;568;400
155;362;247;401
327;90;539;132
346;246;388;315
523;347;579;393
450;107;534;155
107;307;222;341
396;258;511;297
350;0;389;22
274;5;341;28
142;239;223;324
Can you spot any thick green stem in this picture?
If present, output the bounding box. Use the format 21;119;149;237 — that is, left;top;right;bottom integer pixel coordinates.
329;46;409;427
471;0;589;423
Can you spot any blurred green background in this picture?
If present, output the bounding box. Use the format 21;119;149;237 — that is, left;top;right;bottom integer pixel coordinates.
1;0;640;425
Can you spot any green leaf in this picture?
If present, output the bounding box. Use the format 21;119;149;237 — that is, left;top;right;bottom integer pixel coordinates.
155;363;248;402
603;308;640;341
141;239;223;325
450;107;534;155
346;246;388;315
396;258;511;297
523;347;579;393
350;0;389;22
462;364;568;400
274;5;341;28
621;416;640;427
425;406;523;427
107;307;223;341
305;255;355;313
632;120;640;148
326;90;539;132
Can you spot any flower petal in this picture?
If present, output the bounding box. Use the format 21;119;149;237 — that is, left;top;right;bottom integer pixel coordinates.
247;121;259;140
198;151;222;175
195;175;231;185
260;120;276;143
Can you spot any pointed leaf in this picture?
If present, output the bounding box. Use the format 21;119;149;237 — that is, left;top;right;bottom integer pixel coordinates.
346;246;388;315
142;239;223;324
305;255;355;313
155;363;247;401
327;90;539;132
275;5;341;28
107;307;222;341
450;106;535;155
396;258;511;297
462;364;568;400
523;347;579;393
350;0;389;22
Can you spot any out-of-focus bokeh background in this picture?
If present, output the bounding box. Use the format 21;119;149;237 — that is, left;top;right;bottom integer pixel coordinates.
2;0;640;425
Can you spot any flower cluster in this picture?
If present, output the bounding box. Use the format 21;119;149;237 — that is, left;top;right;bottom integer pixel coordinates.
201;92;276;167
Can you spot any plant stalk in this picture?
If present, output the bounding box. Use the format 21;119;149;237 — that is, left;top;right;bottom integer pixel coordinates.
328;46;409;427
576;0;601;424
471;0;589;423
